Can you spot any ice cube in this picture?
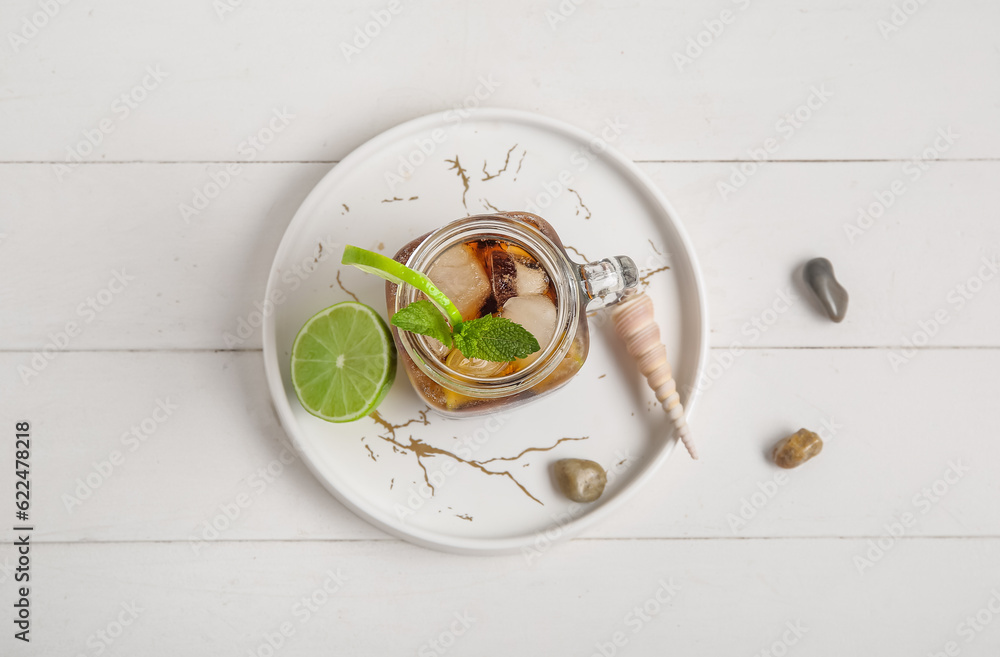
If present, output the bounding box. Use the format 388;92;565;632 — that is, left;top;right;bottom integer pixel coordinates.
501;294;558;366
488;247;550;307
427;243;491;321
444;348;509;377
418;334;451;359
487;248;518;307
512;253;550;297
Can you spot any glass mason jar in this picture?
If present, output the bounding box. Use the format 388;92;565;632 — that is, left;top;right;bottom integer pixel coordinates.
385;212;637;417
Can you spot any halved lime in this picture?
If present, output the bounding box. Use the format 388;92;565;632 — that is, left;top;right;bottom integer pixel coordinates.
342;245;464;327
291;301;396;422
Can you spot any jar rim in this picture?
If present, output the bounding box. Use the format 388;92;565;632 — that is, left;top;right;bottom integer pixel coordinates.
394;215;580;399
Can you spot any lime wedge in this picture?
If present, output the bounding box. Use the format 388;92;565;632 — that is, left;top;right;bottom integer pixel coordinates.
342;245;464;327
291;301;396;422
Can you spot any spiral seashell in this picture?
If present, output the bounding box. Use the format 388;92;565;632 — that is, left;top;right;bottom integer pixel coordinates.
611;292;697;459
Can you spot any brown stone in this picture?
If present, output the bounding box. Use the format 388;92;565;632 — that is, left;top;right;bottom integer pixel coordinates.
772;429;823;469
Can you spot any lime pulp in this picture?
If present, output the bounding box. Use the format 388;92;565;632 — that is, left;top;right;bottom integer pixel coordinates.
290;301;396;422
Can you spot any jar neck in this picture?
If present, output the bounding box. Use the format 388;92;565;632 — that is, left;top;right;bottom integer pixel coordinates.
395;215;580;399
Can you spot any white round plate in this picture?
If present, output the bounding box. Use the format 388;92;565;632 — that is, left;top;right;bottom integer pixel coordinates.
262;108;707;555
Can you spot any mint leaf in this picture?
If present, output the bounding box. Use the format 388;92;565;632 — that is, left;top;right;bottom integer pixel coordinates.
391;300;453;348
453;315;540;362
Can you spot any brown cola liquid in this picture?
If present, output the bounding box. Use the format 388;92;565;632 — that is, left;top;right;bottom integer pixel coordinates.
385;212;589;415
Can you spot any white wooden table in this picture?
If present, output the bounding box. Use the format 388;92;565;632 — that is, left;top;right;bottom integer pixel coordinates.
3;1;999;653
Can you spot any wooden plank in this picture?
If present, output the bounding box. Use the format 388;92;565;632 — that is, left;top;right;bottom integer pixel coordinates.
0;163;331;351
1;161;997;350
648;160;1000;348
2;349;994;543
2;538;998;655
1;0;997;161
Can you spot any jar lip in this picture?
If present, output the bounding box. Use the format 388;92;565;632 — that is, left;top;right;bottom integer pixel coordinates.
395;215;580;399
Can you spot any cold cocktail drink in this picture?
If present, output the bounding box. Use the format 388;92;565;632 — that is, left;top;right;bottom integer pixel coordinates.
386;212;637;417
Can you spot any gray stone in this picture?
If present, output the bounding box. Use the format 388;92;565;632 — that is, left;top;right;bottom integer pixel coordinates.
804;257;849;323
553;459;607;503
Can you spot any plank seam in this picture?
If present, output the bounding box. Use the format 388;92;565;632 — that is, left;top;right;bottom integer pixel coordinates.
5;536;999;546
0;158;998;165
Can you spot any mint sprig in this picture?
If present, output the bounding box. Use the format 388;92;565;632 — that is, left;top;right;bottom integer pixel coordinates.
453;315;540;362
390;302;540;362
390;300;453;348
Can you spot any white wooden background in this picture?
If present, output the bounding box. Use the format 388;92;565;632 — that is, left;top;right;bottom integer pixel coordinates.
3;0;999;654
